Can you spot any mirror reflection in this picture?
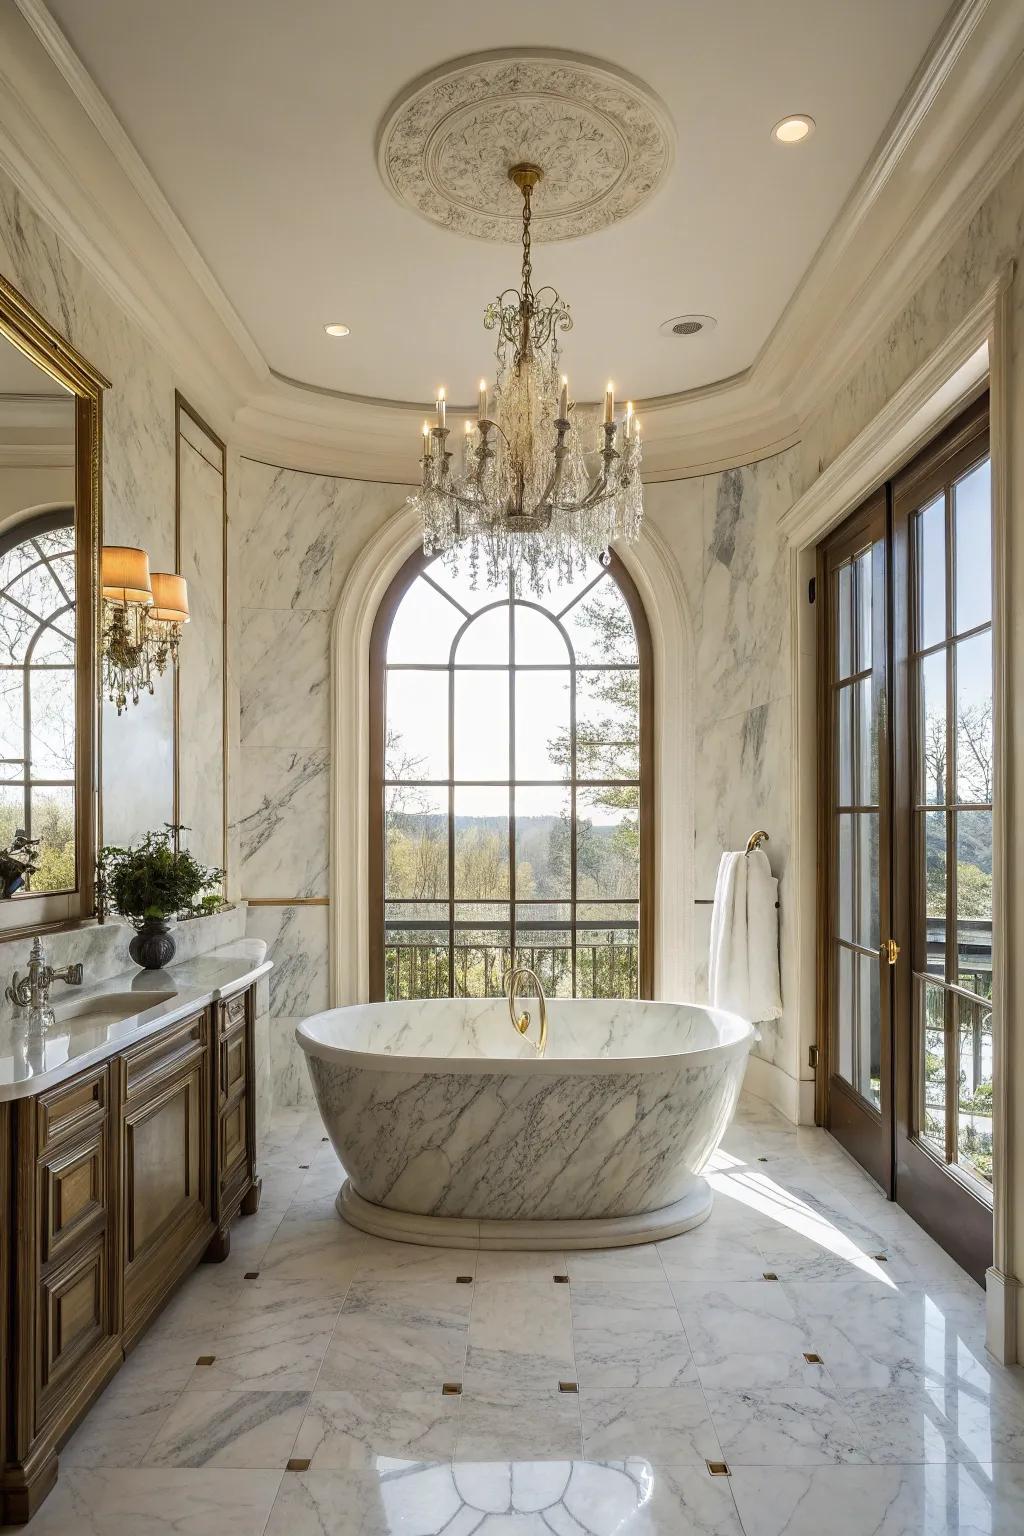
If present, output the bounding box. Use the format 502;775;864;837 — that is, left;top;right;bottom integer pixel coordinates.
0;329;77;897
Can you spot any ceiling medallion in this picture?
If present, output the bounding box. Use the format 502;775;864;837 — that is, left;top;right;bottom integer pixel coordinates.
377;48;674;243
409;163;643;592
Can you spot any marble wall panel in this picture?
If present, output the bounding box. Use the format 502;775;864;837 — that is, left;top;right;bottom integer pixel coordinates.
177;432;226;873
244;904;330;1021
240;608;330;751
239;747;330;899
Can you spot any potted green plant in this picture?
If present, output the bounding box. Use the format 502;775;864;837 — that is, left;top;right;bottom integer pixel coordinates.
97;828;224;969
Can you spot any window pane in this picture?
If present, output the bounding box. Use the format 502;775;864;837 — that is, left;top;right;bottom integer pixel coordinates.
428;550;505;612
954;458;991;635
853;677;876;806
836;684;853;805
387;576;463;662
835;562;853;680
854;547;872;672
561;577;638;664
576;910;640;1000
514;670;570;781
0;675;24;782
31;619;74;665
542;558;607;615
0;783;23;872
0;602;36;665
922;809;946;980
515;785;570;899
576;668;639;780
30;786;75;893
836;813;853;943
514;604;568;665
385;786;447;900
921;980;947;1155
386;670;448;781
954;630;992;804
455;605;509;664
515;913;573;997
855;812;879;950
856;950;881;1108
916;494;946;650
576;786;639;900
454;670;508;779
956;809;992;999
454;786;508;899
29;668;75;777
918;650;947;806
452;930;509;998
836;945;854;1086
385;902;448;1002
956;994;993;1187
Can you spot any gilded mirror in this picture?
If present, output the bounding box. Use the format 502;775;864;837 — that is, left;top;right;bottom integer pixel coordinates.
0;275;104;928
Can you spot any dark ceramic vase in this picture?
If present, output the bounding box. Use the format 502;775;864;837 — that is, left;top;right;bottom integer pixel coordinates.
129;917;176;969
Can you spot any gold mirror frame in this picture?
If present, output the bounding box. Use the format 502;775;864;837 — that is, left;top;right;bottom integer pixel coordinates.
0;272;107;932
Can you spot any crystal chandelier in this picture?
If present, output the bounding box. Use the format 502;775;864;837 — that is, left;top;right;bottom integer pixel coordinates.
100;546;190;715
409;163;643;590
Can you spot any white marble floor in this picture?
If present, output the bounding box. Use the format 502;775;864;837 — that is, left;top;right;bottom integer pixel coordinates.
16;1096;1024;1535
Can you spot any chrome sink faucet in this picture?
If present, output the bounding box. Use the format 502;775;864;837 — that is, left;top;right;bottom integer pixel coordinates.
6;937;83;1014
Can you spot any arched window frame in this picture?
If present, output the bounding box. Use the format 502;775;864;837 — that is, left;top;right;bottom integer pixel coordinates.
368;546;654;1000
0;507;77;893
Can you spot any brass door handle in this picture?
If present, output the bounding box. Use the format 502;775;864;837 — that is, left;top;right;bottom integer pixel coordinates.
881;938;900;966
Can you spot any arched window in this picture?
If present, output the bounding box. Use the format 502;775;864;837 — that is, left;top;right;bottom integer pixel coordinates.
369;548;653;1001
0;508;76;893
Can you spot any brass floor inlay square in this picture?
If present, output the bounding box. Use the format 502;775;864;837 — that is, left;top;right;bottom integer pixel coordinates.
757;1156;769;1163
871;1254;888;1262
195;1355;215;1366
558;1381;579;1393
804;1352;823;1364
456;1275;473;1284
298;1163;309;1169
762;1272;779;1281
707;1460;731;1477
553;1274;569;1284
442;1382;463;1396
286;1458;311;1472
244;1271;260;1280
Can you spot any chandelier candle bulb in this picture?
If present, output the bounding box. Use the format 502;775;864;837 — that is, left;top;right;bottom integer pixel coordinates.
436;389;446;428
624;401;634;440
604;382;614;424
559;375;569;419
478;379;488;420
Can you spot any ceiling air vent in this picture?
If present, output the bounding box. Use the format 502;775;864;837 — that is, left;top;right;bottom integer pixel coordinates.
659;313;717;339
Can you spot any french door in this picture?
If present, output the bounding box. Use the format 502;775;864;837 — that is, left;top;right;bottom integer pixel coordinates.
819;395;994;1284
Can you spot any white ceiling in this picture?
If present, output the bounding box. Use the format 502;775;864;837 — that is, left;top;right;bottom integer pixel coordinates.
46;0;951;408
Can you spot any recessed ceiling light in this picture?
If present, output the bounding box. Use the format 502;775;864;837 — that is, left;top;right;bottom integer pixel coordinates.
658;313;717;339
772;115;815;145
324;323;351;337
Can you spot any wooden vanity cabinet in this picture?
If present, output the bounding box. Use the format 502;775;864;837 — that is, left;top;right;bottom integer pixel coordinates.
0;982;261;1522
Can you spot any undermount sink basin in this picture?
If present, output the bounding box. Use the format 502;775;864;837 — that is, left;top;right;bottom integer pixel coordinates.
54;990;176;1026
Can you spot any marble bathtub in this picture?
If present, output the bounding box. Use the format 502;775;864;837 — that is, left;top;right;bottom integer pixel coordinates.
296;998;753;1249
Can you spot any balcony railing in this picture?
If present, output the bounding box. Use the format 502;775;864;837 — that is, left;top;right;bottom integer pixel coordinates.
384;934;639;1001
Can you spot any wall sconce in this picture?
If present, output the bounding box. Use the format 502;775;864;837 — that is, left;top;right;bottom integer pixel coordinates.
101;546;190;715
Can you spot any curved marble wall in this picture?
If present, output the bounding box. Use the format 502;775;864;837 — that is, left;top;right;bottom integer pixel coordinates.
236;448;799;1111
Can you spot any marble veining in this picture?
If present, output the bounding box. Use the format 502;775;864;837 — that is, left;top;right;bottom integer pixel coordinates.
299;998;750;1232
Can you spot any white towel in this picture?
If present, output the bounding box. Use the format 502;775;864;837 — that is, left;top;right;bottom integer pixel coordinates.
709;848;782;1022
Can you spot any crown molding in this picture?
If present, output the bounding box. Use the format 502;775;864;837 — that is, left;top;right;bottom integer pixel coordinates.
2;0;1022;481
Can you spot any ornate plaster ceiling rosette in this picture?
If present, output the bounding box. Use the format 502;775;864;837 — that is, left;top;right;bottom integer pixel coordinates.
377;49;675;243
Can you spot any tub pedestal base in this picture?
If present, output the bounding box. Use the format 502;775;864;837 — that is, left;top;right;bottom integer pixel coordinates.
335;1178;713;1250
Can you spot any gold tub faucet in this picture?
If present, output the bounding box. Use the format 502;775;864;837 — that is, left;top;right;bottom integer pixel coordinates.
503;966;549;1057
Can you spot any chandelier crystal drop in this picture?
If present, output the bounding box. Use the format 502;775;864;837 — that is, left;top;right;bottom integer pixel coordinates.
408;164;643;592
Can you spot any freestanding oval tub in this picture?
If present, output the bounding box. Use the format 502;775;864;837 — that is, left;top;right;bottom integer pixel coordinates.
296;998;753;1249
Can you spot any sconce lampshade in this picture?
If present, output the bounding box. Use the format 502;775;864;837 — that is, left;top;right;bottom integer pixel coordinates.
101;545;152;604
149;572;190;624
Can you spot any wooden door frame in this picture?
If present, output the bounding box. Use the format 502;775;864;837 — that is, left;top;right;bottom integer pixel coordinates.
815;489;895;1193
891;392;992;1284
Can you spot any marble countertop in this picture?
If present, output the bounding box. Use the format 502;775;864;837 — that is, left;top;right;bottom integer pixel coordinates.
0;938;272;1102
